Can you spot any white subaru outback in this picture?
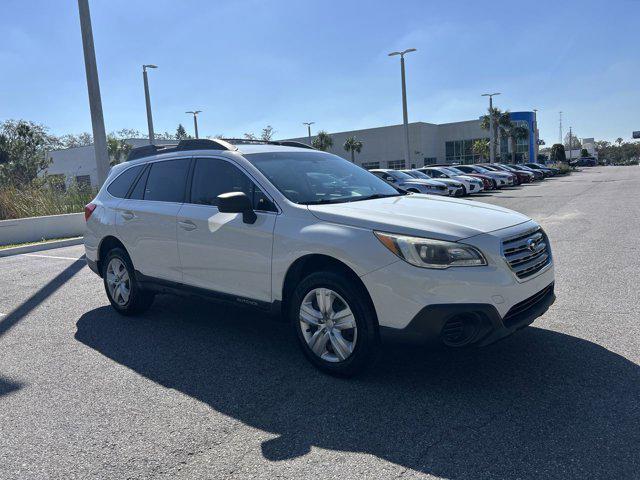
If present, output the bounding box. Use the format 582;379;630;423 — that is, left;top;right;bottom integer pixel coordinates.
84;139;555;376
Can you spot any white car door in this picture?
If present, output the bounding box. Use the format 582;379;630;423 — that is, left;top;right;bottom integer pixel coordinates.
176;157;277;303
115;157;191;283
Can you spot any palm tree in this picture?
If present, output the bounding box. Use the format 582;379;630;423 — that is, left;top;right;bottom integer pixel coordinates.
501;122;529;163
343;136;363;163
616;137;624;146
312;131;333;151
480;108;511;161
472;139;490;161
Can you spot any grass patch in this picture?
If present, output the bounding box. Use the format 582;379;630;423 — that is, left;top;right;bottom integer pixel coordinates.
0;237;80;250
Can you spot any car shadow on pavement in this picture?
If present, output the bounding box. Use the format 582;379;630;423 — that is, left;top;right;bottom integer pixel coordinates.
75;295;640;479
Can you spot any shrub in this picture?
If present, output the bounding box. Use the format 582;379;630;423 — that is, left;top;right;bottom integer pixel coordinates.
0;182;95;220
550;144;567;163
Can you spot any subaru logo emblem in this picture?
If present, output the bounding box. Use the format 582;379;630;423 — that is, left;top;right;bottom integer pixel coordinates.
527;238;538;252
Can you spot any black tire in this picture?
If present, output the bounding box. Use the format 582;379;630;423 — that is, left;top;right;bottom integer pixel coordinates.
289;271;379;377
103;247;155;316
461;185;468;196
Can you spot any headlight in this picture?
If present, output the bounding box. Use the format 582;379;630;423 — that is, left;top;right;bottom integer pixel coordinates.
374;231;487;269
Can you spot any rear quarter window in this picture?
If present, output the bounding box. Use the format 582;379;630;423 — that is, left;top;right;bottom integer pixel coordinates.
106;165;144;198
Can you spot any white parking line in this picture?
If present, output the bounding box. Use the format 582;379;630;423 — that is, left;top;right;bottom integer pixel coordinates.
20;254;83;261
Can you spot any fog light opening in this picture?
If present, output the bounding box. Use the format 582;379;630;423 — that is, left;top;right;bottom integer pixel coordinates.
440;313;482;347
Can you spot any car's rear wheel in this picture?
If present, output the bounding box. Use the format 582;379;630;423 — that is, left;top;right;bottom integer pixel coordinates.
103;248;154;315
290;271;378;376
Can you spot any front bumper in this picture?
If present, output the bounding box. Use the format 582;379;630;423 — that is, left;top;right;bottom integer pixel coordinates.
379;282;555;346
360;220;555;346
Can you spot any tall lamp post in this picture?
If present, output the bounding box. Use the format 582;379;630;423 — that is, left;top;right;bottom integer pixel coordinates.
186;110;202;139
388;48;416;167
481;92;501;163
143;64;157;144
303;122;315;145
77;0;110;185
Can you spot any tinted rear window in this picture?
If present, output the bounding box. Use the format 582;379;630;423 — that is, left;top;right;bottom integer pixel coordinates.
144;159;190;202
106;165;144;198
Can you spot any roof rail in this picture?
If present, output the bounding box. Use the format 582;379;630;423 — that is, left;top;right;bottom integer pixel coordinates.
221;138;315;150
126;138;237;161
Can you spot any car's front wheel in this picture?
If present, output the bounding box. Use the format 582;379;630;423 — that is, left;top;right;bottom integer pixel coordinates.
103;248;155;315
290;271;378;376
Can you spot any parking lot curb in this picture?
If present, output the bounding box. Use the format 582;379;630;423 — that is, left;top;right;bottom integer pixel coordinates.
0;237;83;258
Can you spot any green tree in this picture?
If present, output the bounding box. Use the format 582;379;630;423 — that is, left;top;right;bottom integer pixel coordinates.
312;131;333;151
472;139;490;160
176;124;189;140
343;136;363;163
58;132;93;148
107;136;132;166
550;143;567;164
580;148;589;158
616;137;624;146
260;125;275;141
0;119;58;186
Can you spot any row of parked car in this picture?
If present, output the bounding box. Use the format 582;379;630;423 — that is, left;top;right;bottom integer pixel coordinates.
370;163;561;197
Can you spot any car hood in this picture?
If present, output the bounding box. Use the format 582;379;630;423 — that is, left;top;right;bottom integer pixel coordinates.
402;179;446;187
455;175;481;183
430;178;462;186
307;194;530;241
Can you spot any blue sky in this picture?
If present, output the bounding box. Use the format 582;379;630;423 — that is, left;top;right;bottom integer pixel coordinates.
1;0;639;144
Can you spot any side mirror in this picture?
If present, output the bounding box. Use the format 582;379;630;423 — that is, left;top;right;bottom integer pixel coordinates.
217;192;257;224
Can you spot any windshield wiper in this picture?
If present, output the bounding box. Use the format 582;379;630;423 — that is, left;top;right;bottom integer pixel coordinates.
299;198;350;205
346;193;403;203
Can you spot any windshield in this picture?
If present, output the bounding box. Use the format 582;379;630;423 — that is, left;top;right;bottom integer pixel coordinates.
443;167;464;175
386;170;413;180
406;170;430;180
245;151;401;204
472;166;491;173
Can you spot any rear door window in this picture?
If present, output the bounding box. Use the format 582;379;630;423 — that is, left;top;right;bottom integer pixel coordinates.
106;165;144;198
144;159;191;202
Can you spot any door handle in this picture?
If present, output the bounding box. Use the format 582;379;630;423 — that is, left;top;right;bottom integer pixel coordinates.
121;211;135;221
178;220;197;231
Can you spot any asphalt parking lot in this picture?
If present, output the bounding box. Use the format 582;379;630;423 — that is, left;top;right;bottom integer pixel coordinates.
1;166;639;479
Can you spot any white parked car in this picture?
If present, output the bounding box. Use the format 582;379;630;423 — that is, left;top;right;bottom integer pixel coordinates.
84;139;555;376
369;169;449;196
418;167;484;195
401;169;466;196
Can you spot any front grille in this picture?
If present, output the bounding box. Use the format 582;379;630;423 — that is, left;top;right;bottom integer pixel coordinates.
502;227;551;279
503;283;554;328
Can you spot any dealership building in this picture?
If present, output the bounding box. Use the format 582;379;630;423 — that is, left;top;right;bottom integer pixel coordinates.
284;111;539;169
44;111;539;187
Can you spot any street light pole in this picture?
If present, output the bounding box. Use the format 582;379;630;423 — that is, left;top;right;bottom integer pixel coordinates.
77;0;110;186
389;48;416;167
568;126;573;163
303;122;315;145
186;111;202;139
481;92;501;163
143;64;157;144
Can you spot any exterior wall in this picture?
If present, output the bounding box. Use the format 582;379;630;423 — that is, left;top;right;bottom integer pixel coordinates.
285;122;440;169
0;213;85;246
43;139;176;187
